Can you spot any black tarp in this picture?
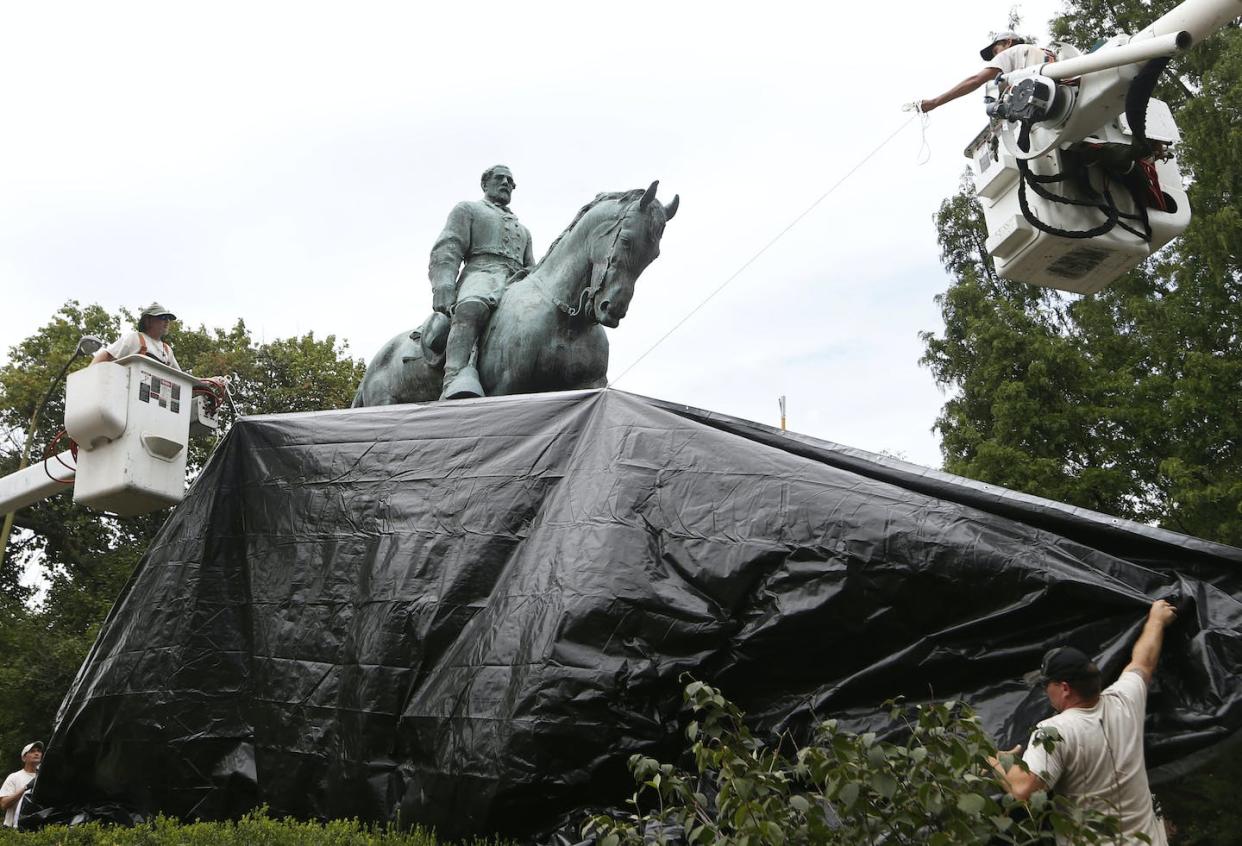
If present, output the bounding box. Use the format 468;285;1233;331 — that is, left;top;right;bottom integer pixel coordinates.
34;389;1242;837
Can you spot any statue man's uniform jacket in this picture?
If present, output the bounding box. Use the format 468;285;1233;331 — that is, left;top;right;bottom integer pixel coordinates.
429;199;534;311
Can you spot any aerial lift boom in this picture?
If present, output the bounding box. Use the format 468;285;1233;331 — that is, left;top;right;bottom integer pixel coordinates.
970;0;1240;292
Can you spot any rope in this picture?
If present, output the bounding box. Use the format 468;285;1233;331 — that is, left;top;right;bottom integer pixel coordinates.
609;114;918;387
903;101;932;165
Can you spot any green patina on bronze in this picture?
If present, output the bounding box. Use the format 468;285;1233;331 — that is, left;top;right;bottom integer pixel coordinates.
353;174;677;407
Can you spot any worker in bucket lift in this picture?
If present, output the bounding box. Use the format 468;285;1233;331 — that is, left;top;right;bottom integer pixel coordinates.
91;302;182;370
919;31;1056;113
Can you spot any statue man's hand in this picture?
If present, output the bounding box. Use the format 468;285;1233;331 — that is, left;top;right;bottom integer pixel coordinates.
432;285;454;316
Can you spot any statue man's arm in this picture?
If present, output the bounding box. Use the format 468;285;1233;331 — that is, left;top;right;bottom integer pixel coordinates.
429;202;473;314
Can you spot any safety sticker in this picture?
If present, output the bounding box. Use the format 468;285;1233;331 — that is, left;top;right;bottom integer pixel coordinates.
139;372;184;414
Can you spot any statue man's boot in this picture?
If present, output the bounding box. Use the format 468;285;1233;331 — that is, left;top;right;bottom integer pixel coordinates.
439;309;486;401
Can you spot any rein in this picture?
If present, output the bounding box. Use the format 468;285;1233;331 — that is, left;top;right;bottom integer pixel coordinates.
534;202;633;320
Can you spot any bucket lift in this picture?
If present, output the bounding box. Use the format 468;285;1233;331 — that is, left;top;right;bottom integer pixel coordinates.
0;354;224;520
969;0;1240;293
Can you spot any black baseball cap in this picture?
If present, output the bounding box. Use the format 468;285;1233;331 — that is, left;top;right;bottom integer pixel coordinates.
1025;647;1100;685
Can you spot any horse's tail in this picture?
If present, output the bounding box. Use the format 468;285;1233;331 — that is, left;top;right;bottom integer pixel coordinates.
350;380;367;409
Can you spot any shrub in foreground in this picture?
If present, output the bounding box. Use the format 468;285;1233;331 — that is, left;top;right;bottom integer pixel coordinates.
586;680;1136;845
0;810;511;846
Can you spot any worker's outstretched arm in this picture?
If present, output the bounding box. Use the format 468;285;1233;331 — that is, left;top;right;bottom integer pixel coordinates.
1124;599;1178;685
920;68;1001;113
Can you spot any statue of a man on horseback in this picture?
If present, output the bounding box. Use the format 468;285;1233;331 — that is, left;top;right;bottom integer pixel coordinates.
352;175;677;409
427;164;534;400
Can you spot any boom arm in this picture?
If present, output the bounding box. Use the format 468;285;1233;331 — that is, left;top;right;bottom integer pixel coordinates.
0;454;74;515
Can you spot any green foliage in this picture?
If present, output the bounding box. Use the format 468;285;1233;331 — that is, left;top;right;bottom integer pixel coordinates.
586;680;1128;846
0;301;365;767
0;808;507;845
921;23;1242;546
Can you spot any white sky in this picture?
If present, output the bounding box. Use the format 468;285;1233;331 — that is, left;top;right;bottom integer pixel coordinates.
0;0;1067;468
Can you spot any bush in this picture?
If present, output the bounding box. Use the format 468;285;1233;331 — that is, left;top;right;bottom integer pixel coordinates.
586;680;1133;845
0;810;511;846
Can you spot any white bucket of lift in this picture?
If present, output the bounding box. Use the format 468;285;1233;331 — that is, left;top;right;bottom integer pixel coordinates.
968;97;1190;294
65;355;195;516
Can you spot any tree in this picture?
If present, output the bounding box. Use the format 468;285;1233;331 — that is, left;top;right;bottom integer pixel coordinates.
0;302;365;762
921;22;1242;545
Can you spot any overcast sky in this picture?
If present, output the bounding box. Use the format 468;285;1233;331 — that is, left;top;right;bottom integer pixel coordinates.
0;0;1068;468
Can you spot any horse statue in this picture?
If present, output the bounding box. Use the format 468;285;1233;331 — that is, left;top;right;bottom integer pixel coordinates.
352;181;678;406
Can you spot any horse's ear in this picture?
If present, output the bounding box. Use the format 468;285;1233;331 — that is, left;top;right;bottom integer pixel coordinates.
664;194;679;221
640;180;659;209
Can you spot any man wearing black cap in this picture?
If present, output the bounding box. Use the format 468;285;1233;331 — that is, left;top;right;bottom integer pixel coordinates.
988;599;1177;844
919;31;1055;113
0;741;41;828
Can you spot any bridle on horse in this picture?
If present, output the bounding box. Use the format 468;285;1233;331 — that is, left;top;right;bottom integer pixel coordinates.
535;200;636;320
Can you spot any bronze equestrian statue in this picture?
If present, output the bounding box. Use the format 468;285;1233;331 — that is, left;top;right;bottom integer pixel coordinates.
352;178;677;407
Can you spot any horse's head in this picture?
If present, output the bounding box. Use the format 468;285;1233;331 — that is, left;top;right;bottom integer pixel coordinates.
586;181;678;328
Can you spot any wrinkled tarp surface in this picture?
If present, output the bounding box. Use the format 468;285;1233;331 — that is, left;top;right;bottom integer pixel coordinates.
35;389;1242;837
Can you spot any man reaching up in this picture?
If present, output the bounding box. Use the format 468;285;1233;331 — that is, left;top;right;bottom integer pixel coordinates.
989;599;1177;845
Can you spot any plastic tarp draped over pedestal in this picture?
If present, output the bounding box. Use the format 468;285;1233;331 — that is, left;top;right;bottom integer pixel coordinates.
35;389;1242;837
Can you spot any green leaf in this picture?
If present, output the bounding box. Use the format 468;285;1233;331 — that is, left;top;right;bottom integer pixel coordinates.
867;744;887;767
871;773;898;800
956;792;986;816
839;781;861;809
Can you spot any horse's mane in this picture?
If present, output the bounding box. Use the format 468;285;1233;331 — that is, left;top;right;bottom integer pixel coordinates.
531;188;646;273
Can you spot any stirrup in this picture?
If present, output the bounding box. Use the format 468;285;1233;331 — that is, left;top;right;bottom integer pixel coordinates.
439;365;484;400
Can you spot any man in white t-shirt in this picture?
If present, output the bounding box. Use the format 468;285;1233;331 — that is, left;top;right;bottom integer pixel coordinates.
919;31;1053;113
0;741;42;828
91;301;182;370
988;600;1177;845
